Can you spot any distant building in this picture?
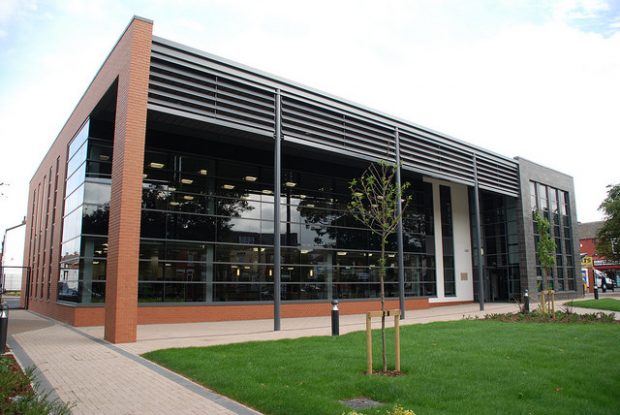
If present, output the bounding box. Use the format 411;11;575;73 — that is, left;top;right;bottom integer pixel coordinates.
579;221;620;291
1;221;26;292
23;17;581;343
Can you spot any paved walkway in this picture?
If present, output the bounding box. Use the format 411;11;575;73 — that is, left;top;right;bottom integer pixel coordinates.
6;294;619;414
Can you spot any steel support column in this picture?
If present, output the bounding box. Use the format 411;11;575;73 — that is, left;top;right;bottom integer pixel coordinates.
273;89;282;331
473;154;485;311
395;128;406;319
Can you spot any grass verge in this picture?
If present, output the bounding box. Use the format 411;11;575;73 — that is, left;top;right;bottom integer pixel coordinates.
565;298;620;312
144;320;620;415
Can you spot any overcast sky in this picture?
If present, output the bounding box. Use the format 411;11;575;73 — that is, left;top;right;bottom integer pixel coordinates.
1;0;619;250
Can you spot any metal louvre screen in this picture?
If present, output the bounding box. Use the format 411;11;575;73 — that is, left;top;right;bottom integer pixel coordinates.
475;155;520;195
399;131;475;184
149;41;276;133
148;37;520;198
281;94;395;159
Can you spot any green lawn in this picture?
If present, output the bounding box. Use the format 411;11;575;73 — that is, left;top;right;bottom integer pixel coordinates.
566;298;620;312
144;321;620;415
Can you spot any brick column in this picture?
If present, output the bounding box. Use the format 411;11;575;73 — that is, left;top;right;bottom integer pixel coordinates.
104;19;152;343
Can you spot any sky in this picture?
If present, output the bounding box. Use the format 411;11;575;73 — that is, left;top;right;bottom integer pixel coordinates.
1;0;619;253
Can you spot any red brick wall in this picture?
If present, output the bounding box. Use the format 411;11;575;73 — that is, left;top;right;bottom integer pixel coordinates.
21;17;154;337
103;19;153;344
67;298;475;327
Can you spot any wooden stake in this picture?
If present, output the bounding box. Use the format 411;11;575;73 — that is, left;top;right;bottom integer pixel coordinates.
394;313;400;372
366;313;372;375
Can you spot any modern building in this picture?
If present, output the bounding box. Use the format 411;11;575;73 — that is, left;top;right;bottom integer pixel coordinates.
579;221;620;291
22;17;581;343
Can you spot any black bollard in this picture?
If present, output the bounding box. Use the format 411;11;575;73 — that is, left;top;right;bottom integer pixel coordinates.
331;299;339;336
594;285;599;300
0;303;8;354
524;289;530;313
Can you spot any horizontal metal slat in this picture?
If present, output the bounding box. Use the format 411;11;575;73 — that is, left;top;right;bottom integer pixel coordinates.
150;65;275;115
149;87;274;128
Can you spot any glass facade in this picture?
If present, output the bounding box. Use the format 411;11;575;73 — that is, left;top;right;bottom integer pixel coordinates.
59;120;113;303
137;137;436;304
530;181;576;291
57;124;570;306
472;191;520;301
440;186;455;297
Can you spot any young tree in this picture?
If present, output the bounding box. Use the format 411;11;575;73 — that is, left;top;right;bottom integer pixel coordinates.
596;184;620;262
349;161;410;373
533;211;556;293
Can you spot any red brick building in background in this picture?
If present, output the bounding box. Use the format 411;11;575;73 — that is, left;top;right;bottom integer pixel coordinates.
579;221;620;292
23;17;581;343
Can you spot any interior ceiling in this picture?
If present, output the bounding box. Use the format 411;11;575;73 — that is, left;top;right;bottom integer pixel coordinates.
145;109;384;175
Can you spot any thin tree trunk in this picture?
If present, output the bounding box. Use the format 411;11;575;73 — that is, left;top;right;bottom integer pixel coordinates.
380;236;387;372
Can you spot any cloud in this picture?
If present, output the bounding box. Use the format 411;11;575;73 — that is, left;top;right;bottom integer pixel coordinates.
1;0;618;238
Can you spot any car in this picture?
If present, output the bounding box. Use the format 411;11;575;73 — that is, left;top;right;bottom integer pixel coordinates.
596;275;615;292
605;277;615;291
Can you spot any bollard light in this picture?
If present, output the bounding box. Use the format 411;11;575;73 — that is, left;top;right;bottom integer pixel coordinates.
0;302;8;354
524;289;530;313
331;299;339;336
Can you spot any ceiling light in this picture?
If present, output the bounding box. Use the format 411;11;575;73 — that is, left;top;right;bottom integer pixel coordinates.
285;181;296;188
268;269;273;277
253;247;259;252
165;263;171;267
244;176;257;182
199;169;208;175
337;251;347;256
388;254;396;258
99;155;110;161
168;186;176;191
300;249;310;254
236;268;241;277
143;174;148;179
169;201;180;206
309;269;314;277
93;261;100;265
244;266;251;270
222;184;235;190
150;162;165;169
95;250;102;254
287;267;294;270
262;189;273;194
306;204;315;208
181;178;193;185
183;195;194;201
299;194;306;199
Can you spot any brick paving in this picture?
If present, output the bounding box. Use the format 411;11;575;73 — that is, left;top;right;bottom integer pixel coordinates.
7;294;618;414
8;312;259;415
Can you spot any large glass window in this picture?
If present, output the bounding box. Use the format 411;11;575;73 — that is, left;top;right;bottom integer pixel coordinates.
531;181;576;292
137;140;437;304
472;191;520;301
59;120;112;303
440;186;455;297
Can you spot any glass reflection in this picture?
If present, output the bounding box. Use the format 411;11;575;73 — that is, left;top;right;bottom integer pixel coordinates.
135;144;439;304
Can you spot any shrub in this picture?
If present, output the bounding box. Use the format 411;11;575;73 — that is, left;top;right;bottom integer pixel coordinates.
0;354;72;415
